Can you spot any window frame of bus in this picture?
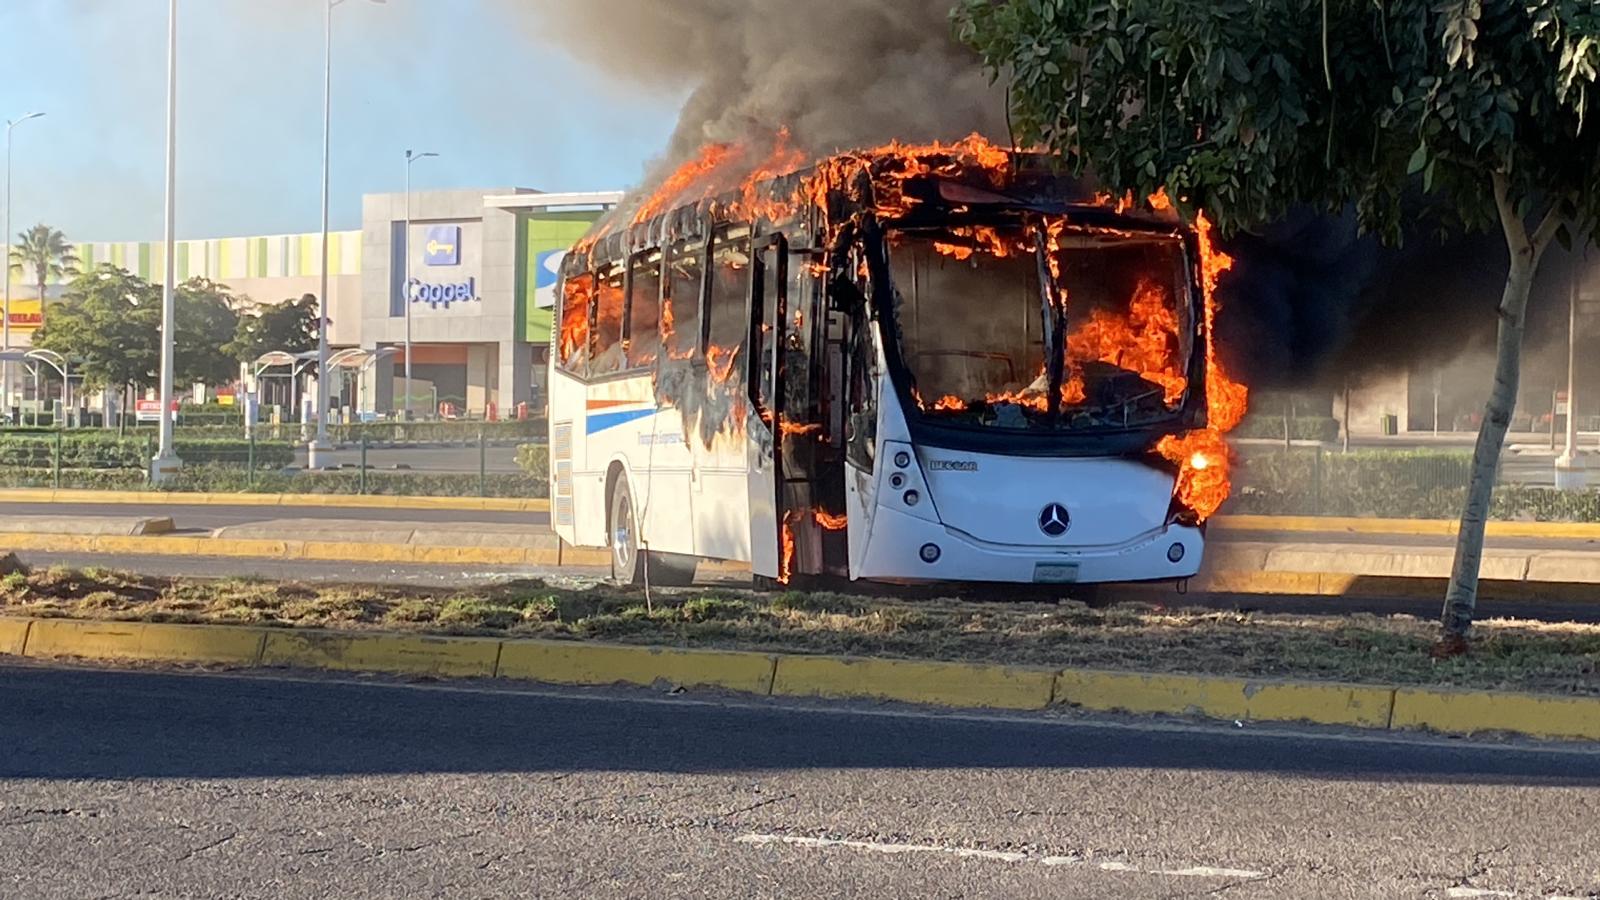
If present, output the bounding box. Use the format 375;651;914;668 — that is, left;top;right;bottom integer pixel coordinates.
705;225;754;380
623;248;664;370
556;269;597;379
586;262;629;382
664;235;711;367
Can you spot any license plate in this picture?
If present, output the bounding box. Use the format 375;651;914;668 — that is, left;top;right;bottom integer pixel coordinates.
1033;563;1080;584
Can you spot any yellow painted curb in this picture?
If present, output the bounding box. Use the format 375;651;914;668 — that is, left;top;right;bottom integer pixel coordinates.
24;619;266;665
771;655;1057;710
0;488;550;514
1;616;1596;742
1052;669;1396;729
1390;687;1600;742
261;630;501;678
0;617;30;656
1216;514;1600;541
497;641;777;694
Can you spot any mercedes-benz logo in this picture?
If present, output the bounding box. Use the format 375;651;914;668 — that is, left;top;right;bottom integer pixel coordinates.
1038;503;1071;538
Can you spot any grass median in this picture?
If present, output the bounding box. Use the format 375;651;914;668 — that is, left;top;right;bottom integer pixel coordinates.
1;563;1596;695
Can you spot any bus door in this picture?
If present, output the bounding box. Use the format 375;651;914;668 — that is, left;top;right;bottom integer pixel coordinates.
746;234;788;580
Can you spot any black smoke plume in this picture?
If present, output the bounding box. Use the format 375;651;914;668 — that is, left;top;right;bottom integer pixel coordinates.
505;0;1006;165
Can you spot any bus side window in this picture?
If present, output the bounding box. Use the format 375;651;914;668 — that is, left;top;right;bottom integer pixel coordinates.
626;253;662;369
753;242;783;413
592;267;626;376
707;235;750;381
844;268;878;472
665;241;704;359
557;273;595;377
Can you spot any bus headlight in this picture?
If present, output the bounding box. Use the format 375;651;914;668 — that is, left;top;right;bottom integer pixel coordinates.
919;543;942;564
894;451;912;469
903;490;921;507
1167;543;1186;563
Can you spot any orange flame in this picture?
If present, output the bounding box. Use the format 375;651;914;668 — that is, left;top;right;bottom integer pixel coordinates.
814;509;848;531
779;512;797;584
1156;209;1248;521
1067;279;1188;405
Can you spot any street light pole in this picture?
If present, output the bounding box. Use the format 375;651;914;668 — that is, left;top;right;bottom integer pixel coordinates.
310;0;385;468
151;0;182;482
403;148;438;421
3;111;44;418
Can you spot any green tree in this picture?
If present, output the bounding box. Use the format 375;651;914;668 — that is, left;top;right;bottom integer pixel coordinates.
174;278;242;387
33;269;240;393
9;224;79;310
33;265;160;391
223;293;319;363
956;0;1600;648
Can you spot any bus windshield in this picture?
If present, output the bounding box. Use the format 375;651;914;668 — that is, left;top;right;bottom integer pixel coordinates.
887;222;1196;432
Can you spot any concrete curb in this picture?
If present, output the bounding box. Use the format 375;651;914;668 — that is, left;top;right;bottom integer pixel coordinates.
0;488;549;514
1216;514;1600;540
0;531;612;568
2;617;1595;742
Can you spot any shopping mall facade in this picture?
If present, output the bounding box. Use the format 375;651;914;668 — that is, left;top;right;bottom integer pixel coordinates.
4;187;618;418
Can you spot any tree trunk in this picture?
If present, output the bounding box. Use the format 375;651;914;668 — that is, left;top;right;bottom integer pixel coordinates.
1440;177;1561;642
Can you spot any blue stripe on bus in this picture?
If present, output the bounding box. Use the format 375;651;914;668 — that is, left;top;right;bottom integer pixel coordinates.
586;409;656;435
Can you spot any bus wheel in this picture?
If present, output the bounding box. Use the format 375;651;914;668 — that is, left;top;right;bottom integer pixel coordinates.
609;481;643;585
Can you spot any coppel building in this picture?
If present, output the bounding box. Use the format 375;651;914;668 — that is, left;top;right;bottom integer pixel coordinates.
356;188;620;417
59;188;619;419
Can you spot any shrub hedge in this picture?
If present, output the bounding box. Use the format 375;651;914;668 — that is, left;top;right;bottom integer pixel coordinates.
1230;448;1600;521
0;434;295;469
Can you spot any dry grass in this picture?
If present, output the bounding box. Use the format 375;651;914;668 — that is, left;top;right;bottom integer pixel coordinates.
1;565;1597;695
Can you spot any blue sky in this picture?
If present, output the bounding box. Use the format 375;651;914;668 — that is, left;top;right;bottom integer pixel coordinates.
0;0;683;242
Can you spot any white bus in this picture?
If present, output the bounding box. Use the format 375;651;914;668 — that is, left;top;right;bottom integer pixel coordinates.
548;140;1236;588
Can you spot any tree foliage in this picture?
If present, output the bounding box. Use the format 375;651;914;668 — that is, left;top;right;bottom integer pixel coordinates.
955;0;1600;643
10;224;79;304
33;267;240;391
34;266;160;390
955;0;1600;244
224;293;319;364
174;278;242;386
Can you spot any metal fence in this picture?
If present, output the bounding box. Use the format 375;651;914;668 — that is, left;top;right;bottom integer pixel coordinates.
0;427;548;499
1230;445;1600;521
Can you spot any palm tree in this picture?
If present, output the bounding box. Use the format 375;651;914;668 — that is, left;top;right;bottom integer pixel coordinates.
9;224;79;309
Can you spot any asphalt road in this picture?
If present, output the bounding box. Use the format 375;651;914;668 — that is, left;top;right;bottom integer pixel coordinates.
0;662;1596;899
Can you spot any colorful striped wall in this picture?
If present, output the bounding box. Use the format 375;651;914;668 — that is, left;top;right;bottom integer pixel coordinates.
8;231;362;288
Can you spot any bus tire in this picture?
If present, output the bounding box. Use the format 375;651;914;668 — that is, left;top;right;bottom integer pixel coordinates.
608;480;644;585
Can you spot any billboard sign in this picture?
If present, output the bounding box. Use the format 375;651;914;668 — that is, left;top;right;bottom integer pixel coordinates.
534;250;566;310
423;225;461;266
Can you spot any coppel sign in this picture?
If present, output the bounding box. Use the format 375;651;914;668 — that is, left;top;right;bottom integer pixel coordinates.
423;225;461;266
408;277;479;309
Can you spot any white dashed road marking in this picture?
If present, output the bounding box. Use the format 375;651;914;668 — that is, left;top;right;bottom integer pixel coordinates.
733;834;1266;881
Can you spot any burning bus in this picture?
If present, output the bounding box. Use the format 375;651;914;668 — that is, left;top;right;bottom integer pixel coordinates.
548;135;1245;587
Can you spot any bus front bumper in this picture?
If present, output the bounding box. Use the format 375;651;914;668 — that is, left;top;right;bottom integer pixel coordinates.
854;504;1205;585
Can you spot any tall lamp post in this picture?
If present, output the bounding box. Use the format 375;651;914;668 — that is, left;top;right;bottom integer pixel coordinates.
3;111;44;418
310;0;386;468
150;0;182;481
403;149;438;421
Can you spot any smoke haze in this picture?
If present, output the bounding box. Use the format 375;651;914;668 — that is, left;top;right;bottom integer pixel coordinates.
507;0;1006;167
